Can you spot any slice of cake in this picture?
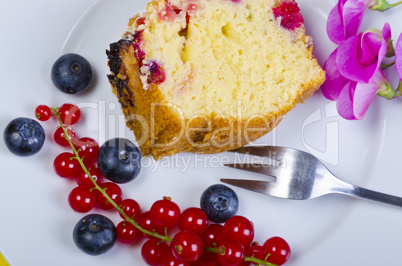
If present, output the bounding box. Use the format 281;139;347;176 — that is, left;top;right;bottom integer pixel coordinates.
107;0;325;160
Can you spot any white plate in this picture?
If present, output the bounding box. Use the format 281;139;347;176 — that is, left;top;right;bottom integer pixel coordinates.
1;0;402;265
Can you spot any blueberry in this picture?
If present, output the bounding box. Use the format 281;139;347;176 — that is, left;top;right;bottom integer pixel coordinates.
3;117;45;157
200;184;239;223
73;214;117;256
51;53;94;94
97;138;141;184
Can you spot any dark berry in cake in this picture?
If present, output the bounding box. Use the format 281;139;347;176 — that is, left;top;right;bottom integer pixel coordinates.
147;61;166;84
132;30;146;63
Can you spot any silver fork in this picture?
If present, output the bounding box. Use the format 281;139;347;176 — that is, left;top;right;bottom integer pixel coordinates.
221;146;402;207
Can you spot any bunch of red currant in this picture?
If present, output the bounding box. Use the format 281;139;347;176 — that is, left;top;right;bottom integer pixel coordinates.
36;103;103;213
135;198;291;266
35;103;291;266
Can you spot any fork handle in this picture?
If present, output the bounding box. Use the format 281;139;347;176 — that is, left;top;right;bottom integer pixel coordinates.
338;185;402;208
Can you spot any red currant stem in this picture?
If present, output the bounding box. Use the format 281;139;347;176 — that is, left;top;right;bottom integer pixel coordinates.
244;256;279;266
205;246;278;265
204;247;218;253
51;107;172;243
50;107;281;266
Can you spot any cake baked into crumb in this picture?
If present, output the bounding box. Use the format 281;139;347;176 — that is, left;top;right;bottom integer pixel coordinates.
107;0;325;160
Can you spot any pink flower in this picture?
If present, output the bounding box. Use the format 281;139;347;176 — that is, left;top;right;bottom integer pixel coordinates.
327;0;377;44
322;47;387;119
337;69;387;120
337;23;391;83
395;33;402;80
321;23;392;120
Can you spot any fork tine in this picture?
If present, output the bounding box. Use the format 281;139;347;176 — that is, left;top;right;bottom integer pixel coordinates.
228;146;287;159
220;178;272;194
224;163;281;178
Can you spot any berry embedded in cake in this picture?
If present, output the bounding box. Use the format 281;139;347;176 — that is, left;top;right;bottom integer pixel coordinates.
106;0;326;160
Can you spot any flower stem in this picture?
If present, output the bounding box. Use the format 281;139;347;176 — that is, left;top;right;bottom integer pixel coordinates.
377;82;397;99
389;1;402;8
394;80;402;97
381;61;395;69
371;0;402;11
51;107;280;266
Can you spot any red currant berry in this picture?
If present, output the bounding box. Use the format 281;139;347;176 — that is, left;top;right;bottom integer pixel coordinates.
171;231;203;263
150;197;181;228
141;238;170;266
217;240;245;266
237;260;252;266
53;152;80;178
245;244;268;265
138;211;166;239
35;105;52;121
119;198;141;222
76;165;104;189
116;221;141;244
68;186;96;213
262;237;291;265
222;216;254;247
161;252;190;266
59;103;81;125
96;182;123;210
190;251;220;266
200;224;224;249
72;137;99;164
54;126;76;147
178;207;209;235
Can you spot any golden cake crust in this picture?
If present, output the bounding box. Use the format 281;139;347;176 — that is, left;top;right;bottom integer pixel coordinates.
107;0;326;160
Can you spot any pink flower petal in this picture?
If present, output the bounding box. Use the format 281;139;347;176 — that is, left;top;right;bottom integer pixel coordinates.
394;33;402;80
357;32;382;65
376;23;391;71
353;81;378;119
327;5;345;44
337;69;384;120
381;22;392;43
370;67;387;85
342;0;369;40
321;49;349;100
336;24;390;83
337;0;348;27
337;81;357;120
338;0;348;17
337;34;378;83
